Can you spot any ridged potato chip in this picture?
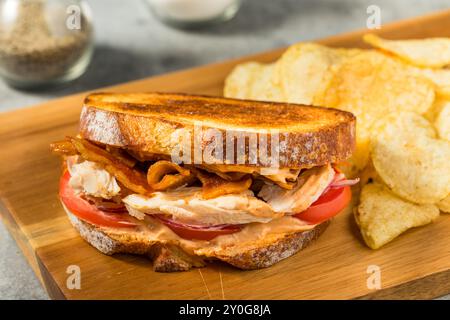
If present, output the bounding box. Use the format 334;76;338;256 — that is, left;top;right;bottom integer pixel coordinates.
424;97;448;122
224;62;265;99
319;50;435;118
318;51;434;172
363;34;450;68
371;112;450;204
249;63;284;102
274;43;351;105
410;67;450;98
355;182;439;249
438;195;450;213
337;131;371;178
224;62;283;102
358;159;381;188
434;99;450;141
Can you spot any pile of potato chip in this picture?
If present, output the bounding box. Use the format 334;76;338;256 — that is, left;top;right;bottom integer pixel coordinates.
224;34;450;249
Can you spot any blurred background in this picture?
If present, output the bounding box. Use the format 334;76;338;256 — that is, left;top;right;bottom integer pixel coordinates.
0;0;449;299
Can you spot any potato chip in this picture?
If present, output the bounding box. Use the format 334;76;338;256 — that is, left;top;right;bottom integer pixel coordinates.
434;99;450;141
319;50;435;117
410;67;450;98
224;62;284;102
438;194;450;213
249;63;284;102
371;112;450;204
318;50;434;172
224;62;264;99
274;43;350;105
423;97;448;122
358;159;381;188
355;182;439;249
340;133;371;178
363;34;450;68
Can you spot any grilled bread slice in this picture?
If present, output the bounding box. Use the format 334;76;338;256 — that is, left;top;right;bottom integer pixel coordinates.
80;92;355;169
65;208;330;272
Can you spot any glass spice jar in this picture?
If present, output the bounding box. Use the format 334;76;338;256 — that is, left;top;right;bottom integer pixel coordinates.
0;0;93;89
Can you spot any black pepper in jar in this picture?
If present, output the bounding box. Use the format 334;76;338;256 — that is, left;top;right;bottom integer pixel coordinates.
0;0;93;88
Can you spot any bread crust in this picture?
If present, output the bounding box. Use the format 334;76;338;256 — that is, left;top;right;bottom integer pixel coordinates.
66;209;329;272
214;221;329;270
79;92;355;168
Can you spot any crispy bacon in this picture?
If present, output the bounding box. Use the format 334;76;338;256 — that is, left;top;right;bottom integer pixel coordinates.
96;150;303;191
199;163;256;175
192;167;252;200
105;145;137;168
69;137;153;195
52;138;265;198
50;140;78;156
198;163;253;181
147;160;196;191
198;163;299;189
126;150;171;162
146;161;252;198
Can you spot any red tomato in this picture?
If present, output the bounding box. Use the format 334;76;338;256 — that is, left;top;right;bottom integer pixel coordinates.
59;171;136;228
294;186;352;224
156;216;242;241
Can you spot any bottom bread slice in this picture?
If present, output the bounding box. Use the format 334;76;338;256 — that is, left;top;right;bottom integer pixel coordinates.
66;209;329;272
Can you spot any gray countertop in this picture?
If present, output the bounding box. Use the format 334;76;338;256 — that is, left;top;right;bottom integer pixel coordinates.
0;0;449;300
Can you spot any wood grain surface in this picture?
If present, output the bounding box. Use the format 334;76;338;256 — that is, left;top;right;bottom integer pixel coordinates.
1;10;450;300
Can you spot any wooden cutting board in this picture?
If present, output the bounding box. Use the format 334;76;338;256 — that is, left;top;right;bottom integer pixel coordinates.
1;10;450;300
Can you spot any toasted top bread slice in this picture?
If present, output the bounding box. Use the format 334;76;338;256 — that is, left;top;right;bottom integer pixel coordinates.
80;92;355;168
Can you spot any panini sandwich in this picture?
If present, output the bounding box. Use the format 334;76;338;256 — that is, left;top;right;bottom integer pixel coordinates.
51;92;357;272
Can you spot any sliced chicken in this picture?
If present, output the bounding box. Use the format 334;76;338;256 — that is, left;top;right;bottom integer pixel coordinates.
68;154;336;225
124;165;334;225
67;156;121;199
258;164;335;214
259;167;301;189
123;187;281;226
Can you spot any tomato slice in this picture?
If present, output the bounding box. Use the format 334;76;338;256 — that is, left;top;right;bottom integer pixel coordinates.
293;186;352;224
155;215;242;241
59;171;137;228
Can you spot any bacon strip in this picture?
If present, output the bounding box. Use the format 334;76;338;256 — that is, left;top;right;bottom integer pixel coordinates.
50;140;78;156
105;145;137;168
147;160;196;191
192;167;252;200
198;163;299;189
69;137;153;195
198;164;253;181
53;138;256;198
146;162;252;198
